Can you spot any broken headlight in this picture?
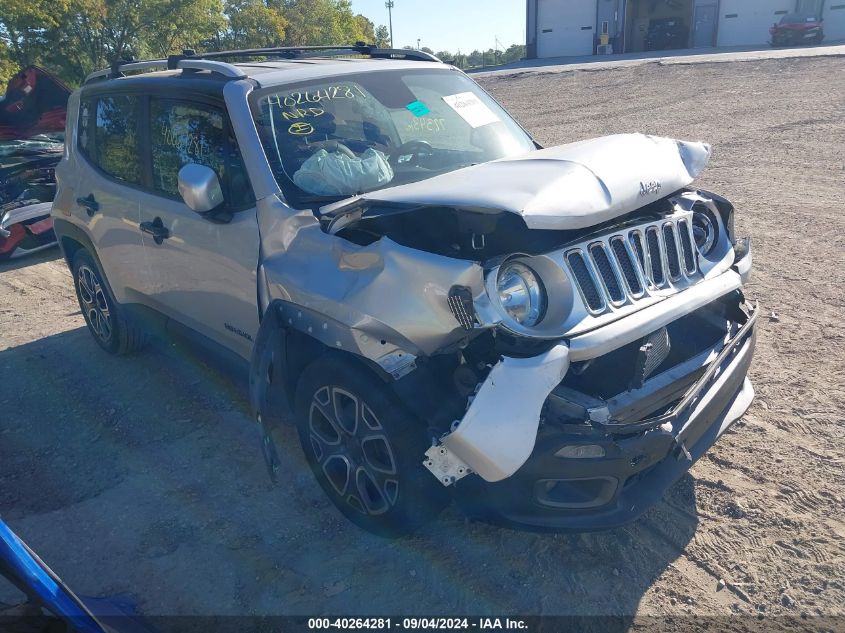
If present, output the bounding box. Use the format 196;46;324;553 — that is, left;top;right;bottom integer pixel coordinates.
496;261;547;327
692;203;720;256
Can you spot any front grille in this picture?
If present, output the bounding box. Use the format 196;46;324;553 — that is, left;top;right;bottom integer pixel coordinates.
564;212;699;315
567;251;606;313
645;227;665;286
589;243;625;304
610;236;643;296
662;223;682;280
677;219;697;274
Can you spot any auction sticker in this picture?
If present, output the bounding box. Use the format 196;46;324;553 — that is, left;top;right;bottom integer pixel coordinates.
442;92;499;128
406;100;431;117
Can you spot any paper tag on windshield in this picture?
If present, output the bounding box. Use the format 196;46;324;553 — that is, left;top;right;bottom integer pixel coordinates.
442;92;499;128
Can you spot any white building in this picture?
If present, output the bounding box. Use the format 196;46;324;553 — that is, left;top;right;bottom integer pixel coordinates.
526;0;845;58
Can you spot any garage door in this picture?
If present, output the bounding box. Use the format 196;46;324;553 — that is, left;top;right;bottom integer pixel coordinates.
537;0;597;58
822;3;845;41
717;0;793;47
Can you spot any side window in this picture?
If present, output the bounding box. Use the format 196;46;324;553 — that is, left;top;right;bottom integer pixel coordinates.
92;95;142;184
150;99;253;208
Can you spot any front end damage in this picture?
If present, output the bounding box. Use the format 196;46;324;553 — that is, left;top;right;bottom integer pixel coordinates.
251;132;756;530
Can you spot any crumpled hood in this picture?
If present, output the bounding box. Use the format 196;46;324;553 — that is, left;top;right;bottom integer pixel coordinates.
322;133;711;231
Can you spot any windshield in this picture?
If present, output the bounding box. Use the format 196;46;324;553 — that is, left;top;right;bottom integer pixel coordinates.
252;68;535;203
780;14;815;24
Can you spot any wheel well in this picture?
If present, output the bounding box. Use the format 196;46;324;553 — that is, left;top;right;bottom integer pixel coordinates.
60;236;84;268
283;327;329;405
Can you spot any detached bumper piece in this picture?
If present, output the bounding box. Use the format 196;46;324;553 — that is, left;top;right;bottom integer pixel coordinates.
453;299;757;531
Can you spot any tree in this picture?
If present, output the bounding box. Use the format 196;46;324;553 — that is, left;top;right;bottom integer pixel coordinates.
226;0;287;49
374;24;389;48
354;14;375;44
282;0;366;46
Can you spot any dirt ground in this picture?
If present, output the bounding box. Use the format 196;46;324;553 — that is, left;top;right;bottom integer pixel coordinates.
1;54;844;628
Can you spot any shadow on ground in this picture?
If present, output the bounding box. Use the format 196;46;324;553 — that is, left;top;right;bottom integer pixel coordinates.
0;326;700;621
0;246;61;273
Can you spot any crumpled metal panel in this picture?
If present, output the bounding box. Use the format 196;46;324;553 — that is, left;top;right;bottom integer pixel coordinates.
257;196;486;358
320;134;711;230
440;343;571;482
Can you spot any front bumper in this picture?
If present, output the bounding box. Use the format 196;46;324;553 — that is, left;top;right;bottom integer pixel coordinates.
453;314;756;531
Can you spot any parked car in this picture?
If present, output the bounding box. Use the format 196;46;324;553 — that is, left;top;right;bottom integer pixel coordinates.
52;45;756;536
644;18;689;51
0;66;70;259
770;14;824;46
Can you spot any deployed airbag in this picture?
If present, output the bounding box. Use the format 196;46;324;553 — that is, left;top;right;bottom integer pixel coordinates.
293;148;393;196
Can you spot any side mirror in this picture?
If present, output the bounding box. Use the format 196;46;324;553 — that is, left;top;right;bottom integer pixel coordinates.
177;164;223;213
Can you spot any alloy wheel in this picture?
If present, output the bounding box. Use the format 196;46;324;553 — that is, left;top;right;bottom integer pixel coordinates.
308;386;400;516
77;264;113;343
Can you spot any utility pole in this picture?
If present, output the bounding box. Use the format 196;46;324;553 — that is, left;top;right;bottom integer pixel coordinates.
385;1;395;49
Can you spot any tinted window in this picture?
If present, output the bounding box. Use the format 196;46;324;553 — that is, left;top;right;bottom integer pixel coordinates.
91;95;142;184
150;100;253;207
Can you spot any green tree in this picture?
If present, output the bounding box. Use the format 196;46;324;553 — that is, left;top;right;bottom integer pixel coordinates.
374;24;389;48
282;0;365;46
0;0;401;86
225;0;287;49
354;14;375;44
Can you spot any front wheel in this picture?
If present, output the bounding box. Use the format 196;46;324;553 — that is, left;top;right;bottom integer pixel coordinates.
294;354;449;537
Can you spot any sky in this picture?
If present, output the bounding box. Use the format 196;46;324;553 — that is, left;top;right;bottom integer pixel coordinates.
350;0;525;53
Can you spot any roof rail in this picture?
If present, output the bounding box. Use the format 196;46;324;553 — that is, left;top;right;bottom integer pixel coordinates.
167;43;441;64
84;56;245;85
83;43;440;85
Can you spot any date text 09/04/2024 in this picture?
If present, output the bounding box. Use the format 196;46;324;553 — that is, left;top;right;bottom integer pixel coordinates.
307;618;529;630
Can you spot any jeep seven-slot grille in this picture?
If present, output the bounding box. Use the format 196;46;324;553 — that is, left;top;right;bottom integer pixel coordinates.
662;223;682;280
566;251;606;312
678;219;697;274
565;215;699;315
645;227;665;286
610;236;643;296
589;243;625;304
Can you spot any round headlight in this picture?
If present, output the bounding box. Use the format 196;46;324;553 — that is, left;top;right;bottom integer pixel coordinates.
496;261;547;327
692;206;719;256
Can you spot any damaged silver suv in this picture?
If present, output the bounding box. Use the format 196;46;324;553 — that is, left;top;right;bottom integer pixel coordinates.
53;45;756;536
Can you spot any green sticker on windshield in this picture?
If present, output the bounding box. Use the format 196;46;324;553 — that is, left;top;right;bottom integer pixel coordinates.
406;100;431;118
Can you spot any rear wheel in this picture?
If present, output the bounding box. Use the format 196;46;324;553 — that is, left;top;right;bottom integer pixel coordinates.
72;250;147;354
294;354;449;536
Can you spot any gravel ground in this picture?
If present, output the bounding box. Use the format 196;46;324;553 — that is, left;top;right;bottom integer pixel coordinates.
1;54;844;628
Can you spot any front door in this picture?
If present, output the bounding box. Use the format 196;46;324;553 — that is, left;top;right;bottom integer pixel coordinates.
137;97;260;359
693;4;718;47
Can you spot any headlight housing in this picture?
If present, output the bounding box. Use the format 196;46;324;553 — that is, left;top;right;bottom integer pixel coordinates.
496;261;547;327
691;204;720;256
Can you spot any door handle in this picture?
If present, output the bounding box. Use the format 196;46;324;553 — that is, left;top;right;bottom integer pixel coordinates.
76;194;99;216
139;216;171;245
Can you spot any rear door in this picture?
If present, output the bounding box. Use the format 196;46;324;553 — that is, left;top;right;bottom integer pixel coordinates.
537;0;597;57
74;94;148;303
136;96;260;359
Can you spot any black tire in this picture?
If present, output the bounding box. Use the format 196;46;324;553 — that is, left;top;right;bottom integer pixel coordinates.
72;250;147;355
294;353;449;537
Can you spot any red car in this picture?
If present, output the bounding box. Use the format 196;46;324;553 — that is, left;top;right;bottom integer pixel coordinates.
770;13;824;46
0;66;69;259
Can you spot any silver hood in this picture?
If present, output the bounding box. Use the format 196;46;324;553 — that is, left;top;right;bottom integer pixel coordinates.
323;133;711;231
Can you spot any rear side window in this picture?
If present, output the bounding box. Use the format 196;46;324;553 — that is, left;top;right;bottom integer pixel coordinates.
150;99;253;208
78;95;142;184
